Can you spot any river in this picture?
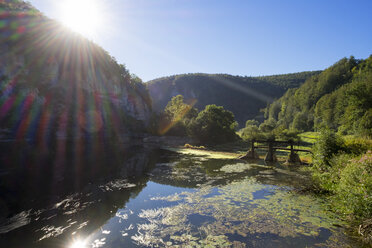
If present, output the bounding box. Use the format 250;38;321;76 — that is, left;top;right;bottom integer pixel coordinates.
0;140;365;247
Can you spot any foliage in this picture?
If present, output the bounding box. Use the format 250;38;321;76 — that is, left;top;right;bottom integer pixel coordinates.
259;118;277;133
240;120;264;141
153;95;243;141
188;105;239;144
310;130;372;220
265;55;372;137
344;136;372;155
256;71;323;89
312;130;346;169
158;95;198;136
337;151;372;219
273;127;300;141
239;118;300;142
164;95;198;121
148;71;320;127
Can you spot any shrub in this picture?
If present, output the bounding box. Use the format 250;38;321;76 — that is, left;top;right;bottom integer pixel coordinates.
337;151;372;219
312;129;346;169
312;153;352;193
344;136;372;155
310;131;372;220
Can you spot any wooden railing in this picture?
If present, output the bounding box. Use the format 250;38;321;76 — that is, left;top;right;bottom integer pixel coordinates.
241;139;312;163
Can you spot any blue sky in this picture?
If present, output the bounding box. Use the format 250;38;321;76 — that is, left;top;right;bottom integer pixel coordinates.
29;0;372;81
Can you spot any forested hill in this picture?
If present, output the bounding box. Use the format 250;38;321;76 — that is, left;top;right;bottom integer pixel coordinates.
147;71;321;126
0;1;151;140
264;56;372;136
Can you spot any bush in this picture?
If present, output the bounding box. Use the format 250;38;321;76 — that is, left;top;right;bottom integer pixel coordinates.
312;129;346;169
310;129;372;220
240;120;264;141
312;153;352;193
337;151;372;219
344;136;372;155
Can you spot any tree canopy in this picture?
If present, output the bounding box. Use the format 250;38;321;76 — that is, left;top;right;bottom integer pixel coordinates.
189;105;239;144
264;55;372;137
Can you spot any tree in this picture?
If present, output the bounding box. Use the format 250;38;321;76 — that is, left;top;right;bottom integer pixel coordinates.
189;105;239;144
259;118;277;133
240;120;264;141
291;111;310;131
312;129;345;168
273;126;299;141
164;95;197;120
264;57;360;132
162;95;198;136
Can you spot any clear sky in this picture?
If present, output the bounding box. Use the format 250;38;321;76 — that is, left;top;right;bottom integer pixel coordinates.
28;0;372;82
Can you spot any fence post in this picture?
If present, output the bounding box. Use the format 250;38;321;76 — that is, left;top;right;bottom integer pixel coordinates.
286;140;301;164
264;139;277;162
239;139;258;159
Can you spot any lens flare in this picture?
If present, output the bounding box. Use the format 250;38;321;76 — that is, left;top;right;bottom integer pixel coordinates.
58;0;104;37
70;239;87;248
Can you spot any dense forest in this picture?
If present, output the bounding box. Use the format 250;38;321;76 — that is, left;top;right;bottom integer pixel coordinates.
264;56;372;136
0;0;152;140
147;71;321;127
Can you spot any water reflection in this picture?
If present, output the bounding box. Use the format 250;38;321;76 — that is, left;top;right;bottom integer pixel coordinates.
0;139;160;247
0;144;366;247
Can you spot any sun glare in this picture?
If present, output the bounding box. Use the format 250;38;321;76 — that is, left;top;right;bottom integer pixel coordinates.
70;239;87;248
58;0;104;37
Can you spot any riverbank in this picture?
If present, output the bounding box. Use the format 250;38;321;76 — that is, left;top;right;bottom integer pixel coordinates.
308;132;372;245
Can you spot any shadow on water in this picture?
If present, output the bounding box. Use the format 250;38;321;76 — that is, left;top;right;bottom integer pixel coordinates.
0;138;160;248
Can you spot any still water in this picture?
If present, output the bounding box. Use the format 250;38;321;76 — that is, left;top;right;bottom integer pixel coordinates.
0;140;365;247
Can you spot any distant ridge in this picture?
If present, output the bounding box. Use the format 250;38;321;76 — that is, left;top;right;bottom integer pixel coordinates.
147;71;321;126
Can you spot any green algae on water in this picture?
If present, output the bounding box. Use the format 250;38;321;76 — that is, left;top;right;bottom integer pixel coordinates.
136;177;348;247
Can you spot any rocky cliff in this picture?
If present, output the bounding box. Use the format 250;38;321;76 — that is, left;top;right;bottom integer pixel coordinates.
0;1;151;140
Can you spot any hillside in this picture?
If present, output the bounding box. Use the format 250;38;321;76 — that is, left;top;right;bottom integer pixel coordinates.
264;56;372;136
0;1;152;140
147;71;321;126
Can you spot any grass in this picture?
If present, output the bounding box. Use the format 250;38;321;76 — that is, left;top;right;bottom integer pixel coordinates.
308;131;372;244
299;132;320;144
165;147;239;159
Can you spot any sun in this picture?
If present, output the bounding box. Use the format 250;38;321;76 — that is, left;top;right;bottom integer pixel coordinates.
58;0;104;37
69;239;87;248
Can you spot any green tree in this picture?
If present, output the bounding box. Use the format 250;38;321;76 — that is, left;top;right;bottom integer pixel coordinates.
164;95;197;120
291;111;311;131
259;118;276;133
162;95;198;136
189;105;239;144
240;120;264;141
312;129;345;169
272;125;300;141
265;56;359;132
